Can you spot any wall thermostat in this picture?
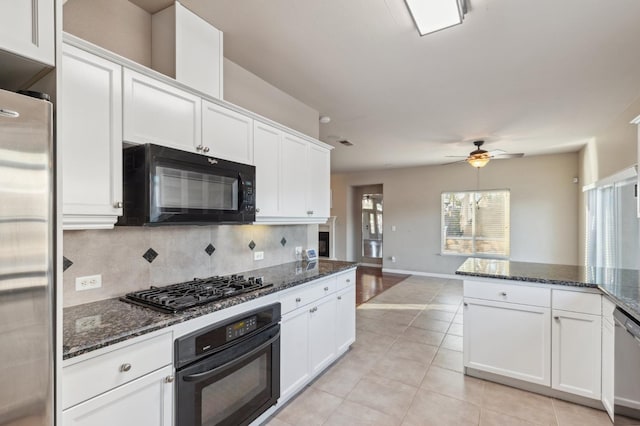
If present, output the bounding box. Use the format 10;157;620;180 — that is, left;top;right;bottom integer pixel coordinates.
304;248;317;261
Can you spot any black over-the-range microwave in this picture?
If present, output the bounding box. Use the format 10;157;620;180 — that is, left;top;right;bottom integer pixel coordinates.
117;144;256;226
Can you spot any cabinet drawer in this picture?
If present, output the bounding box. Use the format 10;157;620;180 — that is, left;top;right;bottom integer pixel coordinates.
280;278;336;314
464;280;550;307
62;332;172;409
552;289;601;315
336;271;356;291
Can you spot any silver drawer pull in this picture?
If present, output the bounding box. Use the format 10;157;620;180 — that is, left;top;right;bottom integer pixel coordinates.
307;210;314;215
500;292;507;296
165;375;175;383
120;363;132;372
203;146;210;153
337;296;342;300
324;286;329;291
256;208;261;213
310;307;318;313
463;302;468;306
295;297;301;302
113;201;123;209
554;316;560;320
346;279;351;283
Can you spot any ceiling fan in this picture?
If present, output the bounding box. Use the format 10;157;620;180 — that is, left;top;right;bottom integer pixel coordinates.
446;140;524;168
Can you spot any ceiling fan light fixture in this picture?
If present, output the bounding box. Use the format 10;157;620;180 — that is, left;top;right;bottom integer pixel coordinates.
467;153;490;168
405;0;465;36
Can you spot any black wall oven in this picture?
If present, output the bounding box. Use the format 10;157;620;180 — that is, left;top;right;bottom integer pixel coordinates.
175;303;281;426
118;144;256;225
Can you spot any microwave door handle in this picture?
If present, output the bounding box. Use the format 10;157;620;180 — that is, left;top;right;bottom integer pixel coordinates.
237;173;245;208
182;332;280;382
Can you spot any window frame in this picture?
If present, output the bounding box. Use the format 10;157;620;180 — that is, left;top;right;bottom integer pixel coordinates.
440;188;511;259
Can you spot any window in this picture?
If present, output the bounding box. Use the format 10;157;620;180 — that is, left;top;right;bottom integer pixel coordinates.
441;190;510;257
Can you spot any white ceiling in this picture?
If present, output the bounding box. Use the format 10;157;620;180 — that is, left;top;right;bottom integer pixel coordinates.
138;0;640;172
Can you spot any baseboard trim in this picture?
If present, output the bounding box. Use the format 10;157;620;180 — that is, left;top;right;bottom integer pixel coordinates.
381;268;460;280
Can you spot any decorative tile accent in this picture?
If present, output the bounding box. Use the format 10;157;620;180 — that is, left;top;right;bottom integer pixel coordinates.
143;248;158;263
63;256;73;272
248;240;256;250
281;237;287;247
205;243;216;256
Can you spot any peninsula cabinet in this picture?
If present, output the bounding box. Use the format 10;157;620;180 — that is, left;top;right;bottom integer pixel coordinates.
61;44;123;230
123;68;202;151
550;289;602;400
0;0;54;65
202;100;253;164
253;121;332;223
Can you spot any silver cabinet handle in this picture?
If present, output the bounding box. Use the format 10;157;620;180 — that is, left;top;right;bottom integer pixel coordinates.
324;286;329;291
346;279;351;283
295;297;301;302
203;146;210;153
0;108;20;118
256;208;261;213
554;316;560;320
165;376;175;383
119;363;132;372
337;296;342;300
463;302;468;306
196;145;204;151
500;292;507;296
307;210;314;215
310;307;318;313
113;201;123;209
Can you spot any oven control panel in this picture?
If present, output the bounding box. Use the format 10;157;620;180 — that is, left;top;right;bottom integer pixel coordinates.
226;316;257;341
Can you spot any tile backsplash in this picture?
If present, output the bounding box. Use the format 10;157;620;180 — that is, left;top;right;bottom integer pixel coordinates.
63;224;318;307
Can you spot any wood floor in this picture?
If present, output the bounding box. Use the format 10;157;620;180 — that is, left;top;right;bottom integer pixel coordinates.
356;266;410;305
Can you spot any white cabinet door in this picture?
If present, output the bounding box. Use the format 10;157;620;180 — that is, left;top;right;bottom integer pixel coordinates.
335;286;356;355
551;310;601;399
280;133;308;217
175;2;223;98
463;298;551;386
0;0;54;65
253;122;281;217
602;316;614;421
62;365;173;426
61;44;123;230
123;68;201;151
280;308;309;400
202;101;253;164
309;296;337;375
306;144;331;219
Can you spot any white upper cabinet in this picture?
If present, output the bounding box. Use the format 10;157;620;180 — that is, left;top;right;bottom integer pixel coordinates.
123;68;202;151
61;44;123;230
253;123;332;223
202;100;253;164
280;133;309;218
152;1;223;99
0;0;54;65
307;143;331;218
254;122;281;217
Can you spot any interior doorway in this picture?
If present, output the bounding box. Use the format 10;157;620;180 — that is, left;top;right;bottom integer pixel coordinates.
351;184;383;266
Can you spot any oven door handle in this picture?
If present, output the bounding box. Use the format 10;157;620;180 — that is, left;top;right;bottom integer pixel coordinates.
182;331;280;382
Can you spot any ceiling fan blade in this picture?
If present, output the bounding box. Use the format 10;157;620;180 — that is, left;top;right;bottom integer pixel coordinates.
445;155;468;158
487;149;506;156
442;159;467;165
492;153;524;159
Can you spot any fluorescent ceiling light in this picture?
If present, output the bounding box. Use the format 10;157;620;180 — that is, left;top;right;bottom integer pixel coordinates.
405;0;464;36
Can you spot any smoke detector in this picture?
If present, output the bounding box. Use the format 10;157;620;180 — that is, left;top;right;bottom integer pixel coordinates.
319;115;331;124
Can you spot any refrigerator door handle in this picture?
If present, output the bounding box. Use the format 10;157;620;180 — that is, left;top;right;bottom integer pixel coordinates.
0;108;20;118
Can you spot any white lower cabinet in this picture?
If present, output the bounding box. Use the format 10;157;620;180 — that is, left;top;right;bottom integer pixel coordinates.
279;270;356;403
280;308;310;400
551;309;601;399
335;286;356;355
62;365;173;426
463;298;551;386
62;332;173;426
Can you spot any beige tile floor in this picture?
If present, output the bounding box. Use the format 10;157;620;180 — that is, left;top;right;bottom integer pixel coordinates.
265;276;617;426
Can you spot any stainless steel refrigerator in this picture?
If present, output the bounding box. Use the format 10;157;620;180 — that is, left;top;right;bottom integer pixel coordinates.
0;88;54;425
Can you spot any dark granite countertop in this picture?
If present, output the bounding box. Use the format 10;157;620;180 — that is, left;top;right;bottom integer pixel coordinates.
63;259;356;360
456;257;640;323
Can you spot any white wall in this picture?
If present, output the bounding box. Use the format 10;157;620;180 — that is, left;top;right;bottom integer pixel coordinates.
332;153;580;274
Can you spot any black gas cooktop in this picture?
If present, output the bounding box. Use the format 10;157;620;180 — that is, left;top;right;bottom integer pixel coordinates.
122;275;273;313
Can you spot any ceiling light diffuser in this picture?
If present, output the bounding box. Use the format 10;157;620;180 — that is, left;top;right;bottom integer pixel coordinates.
405;0;464;36
467;153;490;168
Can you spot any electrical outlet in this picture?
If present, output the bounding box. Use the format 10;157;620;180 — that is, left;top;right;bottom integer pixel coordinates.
391;256;397;263
254;251;264;261
75;274;102;291
75;315;101;332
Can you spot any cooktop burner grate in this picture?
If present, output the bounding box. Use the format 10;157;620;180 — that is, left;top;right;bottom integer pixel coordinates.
122;275;272;313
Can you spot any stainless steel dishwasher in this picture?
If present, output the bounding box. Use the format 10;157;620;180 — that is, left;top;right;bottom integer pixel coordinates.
614;308;640;421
